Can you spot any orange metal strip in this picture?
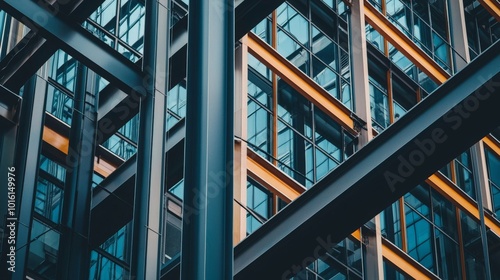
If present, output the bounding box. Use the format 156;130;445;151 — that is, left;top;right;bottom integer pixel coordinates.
246;149;306;203
426;173;500;236
42;126;116;177
382;240;438;280
483;135;500;157
246;33;357;135
43;126;69;154
478;0;500;22
364;2;450;84
351;229;361;241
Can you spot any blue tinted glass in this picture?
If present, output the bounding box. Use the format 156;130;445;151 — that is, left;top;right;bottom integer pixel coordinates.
46;84;74;125
247;99;272;160
277;3;309;46
35;178;63;223
405;206;436;272
435;229;461;279
27;220;60;279
381;201;403;249
119;0;145;53
39;156;66;182
50;51;77;92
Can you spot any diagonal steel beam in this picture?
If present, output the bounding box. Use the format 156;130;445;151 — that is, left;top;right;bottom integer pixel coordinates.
0;0;105;90
0;0;146;96
234;41;500;279
96;0;286;144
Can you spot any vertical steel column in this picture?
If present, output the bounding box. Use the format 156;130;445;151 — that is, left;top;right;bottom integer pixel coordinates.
471;145;493;280
350;0;383;278
0;90;18;277
447;0;470;71
57;63;97;279
10;67;48;280
129;0;169;278
181;0;234;279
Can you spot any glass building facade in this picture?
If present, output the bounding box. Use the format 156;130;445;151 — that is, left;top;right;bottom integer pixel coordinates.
0;0;499;279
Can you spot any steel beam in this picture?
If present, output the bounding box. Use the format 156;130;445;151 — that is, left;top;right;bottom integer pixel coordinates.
10;70;49;280
0;84;21;126
57;64;96;279
0;0;106;90
90;121;185;247
96;0;285;145
0;85;21;277
129;0;169;278
180;0;234;279
0;0;146;96
233;41;500;279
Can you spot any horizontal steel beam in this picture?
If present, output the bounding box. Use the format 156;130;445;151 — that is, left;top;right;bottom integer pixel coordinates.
0;0;146;96
233;41;500;279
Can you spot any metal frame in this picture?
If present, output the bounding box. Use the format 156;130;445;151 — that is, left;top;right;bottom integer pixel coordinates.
0;0;146;96
129;0;169;277
247;33;358;135
364;1;450;84
10;70;49;280
234;41;500;279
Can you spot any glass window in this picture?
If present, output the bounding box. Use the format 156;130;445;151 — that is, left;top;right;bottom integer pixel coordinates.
252;17;273;45
460;210;488;279
369;75;390;133
45;84;74;126
384;259;409;280
454;150;476;199
485;148;500;217
431;188;458;241
381;200;403;249
246;178;271;235
405;205;436;273
434;229;461;279
247;69;273;161
35;178;64;224
277;3;309;46
27;220;60;278
118;0;145;53
166;81;187;131
50;51;77;92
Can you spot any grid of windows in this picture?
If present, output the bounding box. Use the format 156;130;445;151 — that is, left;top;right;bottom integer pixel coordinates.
89;224;131;279
382;183;462;279
247;54;357;188
368;55;420;133
366;24;440;94
367;0;455;73
27;156;66;279
2;0;500;278
84;0;145;62
246;178;272;235
253;0;353;110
